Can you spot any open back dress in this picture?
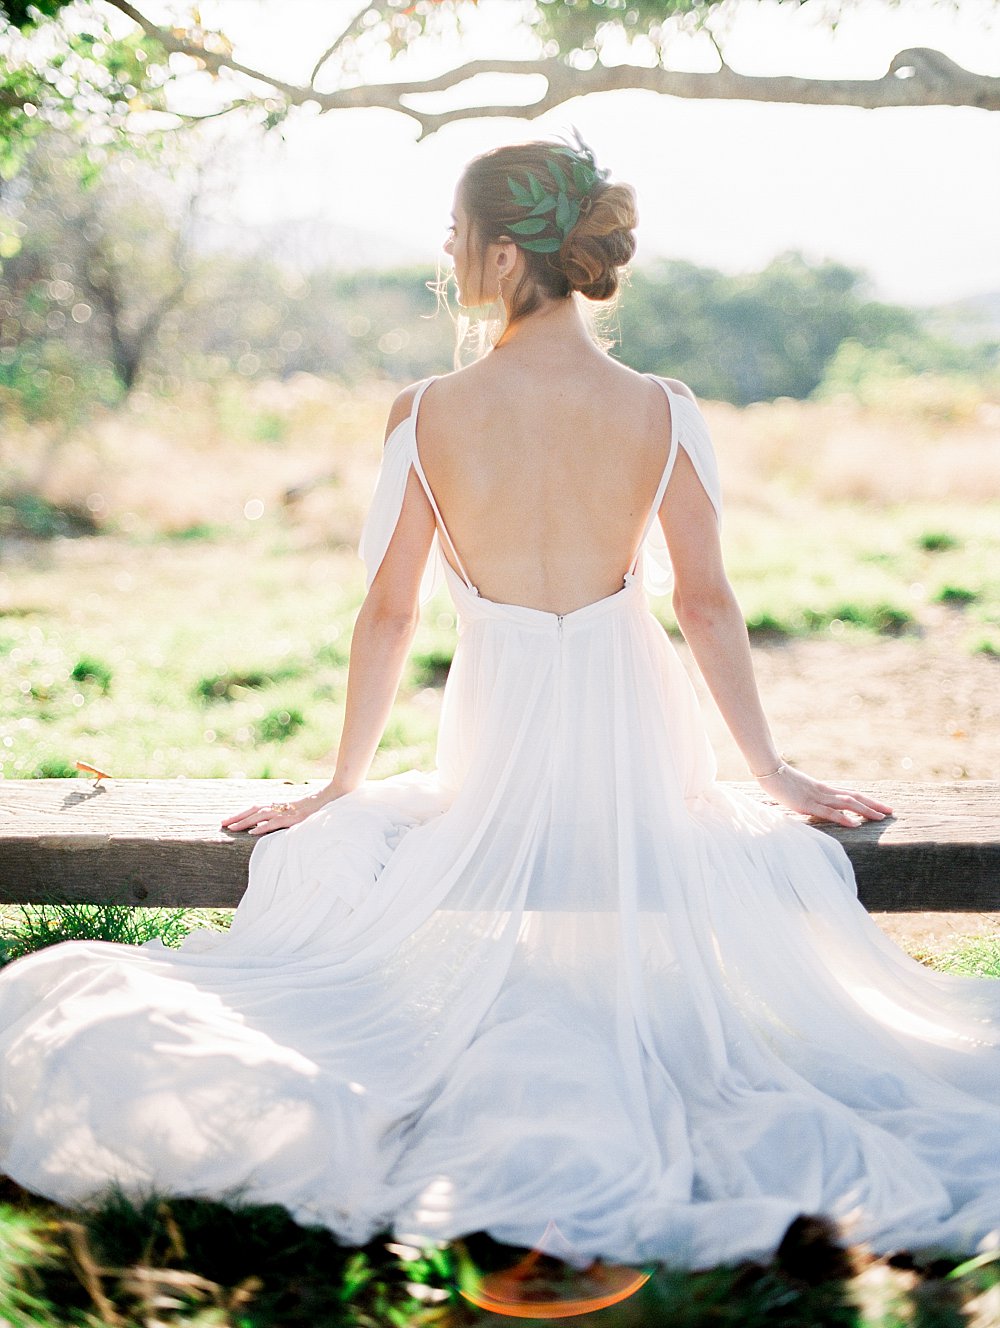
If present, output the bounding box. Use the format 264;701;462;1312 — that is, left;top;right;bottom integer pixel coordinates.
2;377;999;1268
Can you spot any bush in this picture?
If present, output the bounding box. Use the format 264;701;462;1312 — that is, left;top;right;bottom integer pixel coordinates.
935;585;978;607
71;655;113;691
0;492;100;539
410;649;453;687
31;757;78;778
255;707;305;743
917;531;960;553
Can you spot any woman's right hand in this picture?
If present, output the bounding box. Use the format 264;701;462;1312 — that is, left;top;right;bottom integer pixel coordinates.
756;764;893;827
221;788;341;837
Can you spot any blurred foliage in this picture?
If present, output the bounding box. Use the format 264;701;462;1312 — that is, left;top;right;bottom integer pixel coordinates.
619;257;999;406
0;133;201;402
1;132;996;419
0;1;171;180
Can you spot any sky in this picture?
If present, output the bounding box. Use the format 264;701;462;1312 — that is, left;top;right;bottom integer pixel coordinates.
126;0;1000;306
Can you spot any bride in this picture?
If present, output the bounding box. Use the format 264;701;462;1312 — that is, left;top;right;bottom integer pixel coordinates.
1;139;998;1271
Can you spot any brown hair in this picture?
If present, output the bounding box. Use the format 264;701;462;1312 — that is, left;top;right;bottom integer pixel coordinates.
458;139;637;332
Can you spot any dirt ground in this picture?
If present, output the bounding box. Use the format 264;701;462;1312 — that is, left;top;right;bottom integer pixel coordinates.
867;908;1000;957
678;609;1000;956
683;607;999;787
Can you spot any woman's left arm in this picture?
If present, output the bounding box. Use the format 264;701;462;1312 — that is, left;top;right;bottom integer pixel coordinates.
223;391;437;835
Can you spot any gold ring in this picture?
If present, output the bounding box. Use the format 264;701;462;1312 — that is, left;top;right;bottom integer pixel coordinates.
270;802;296;814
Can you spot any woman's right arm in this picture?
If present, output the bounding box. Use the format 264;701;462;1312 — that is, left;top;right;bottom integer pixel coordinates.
659;438;892;827
222;385;436;836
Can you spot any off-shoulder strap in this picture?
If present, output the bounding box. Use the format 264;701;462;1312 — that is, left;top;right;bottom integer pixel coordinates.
358;377;446;603
637;376;723;595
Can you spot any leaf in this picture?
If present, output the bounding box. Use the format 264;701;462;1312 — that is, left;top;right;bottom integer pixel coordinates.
508;216;549;235
520;237;562;253
547;159;569;193
555;189;572;233
528;195;558;216
571;159;596;194
526;172;545;203
507;176;535;208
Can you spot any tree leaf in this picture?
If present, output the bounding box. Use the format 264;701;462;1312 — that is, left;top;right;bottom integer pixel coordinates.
555;189;572;233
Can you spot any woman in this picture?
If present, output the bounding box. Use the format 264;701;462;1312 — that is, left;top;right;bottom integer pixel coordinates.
2;140;998;1271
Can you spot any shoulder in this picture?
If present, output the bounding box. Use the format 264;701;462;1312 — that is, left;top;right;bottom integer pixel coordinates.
383;378;434;444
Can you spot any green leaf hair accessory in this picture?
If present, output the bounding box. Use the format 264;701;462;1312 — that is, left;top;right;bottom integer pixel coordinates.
504;132;610;254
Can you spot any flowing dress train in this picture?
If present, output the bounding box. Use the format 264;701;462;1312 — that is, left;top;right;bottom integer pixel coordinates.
1;377;998;1269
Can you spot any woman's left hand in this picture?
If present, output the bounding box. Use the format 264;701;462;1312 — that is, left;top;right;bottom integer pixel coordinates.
221;789;339;836
757;764;893;827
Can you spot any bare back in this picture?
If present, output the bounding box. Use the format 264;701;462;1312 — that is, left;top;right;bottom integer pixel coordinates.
415;351;675;616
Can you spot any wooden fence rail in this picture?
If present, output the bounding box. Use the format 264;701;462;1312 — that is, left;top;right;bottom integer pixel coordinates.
0;779;997;913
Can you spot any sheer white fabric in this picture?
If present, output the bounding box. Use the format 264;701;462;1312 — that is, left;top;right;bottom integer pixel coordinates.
1;378;998;1269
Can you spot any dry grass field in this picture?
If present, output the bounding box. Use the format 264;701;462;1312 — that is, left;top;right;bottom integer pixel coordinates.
2;372;997;789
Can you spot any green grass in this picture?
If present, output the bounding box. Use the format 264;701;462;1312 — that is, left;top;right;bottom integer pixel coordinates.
934;584;979;607
0;1182;996;1327
930;935;1000;978
410;648;454;687
69;656;113;693
0;534;457;784
916;531;961;553
972;636;1000;658
711;502;1000;642
30;758;79;779
0;904;203;966
255;705;306;743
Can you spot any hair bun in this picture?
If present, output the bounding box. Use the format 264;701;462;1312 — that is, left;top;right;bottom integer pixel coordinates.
559;182;638;301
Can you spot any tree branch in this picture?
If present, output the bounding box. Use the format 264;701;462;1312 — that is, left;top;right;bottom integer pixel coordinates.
96;1;1000;135
102;0;305;99
318;49;1000;136
308;2;371;89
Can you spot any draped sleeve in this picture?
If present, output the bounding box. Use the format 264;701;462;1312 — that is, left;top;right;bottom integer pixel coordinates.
642;382;723;597
357;416;446;605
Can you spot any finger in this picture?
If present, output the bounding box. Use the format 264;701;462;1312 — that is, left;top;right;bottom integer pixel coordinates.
827;792;893;820
828;796;888;821
806;803;863;827
863;797;894;815
249;814;294;836
221;811;265;831
221;805;262;827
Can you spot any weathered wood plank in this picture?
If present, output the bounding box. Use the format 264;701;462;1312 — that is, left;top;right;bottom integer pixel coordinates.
0;779;997;912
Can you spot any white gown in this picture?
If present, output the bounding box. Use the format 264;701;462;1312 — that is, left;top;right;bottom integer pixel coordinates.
1;376;998;1270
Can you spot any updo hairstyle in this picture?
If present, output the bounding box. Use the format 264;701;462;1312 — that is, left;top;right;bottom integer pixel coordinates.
458;138;637;328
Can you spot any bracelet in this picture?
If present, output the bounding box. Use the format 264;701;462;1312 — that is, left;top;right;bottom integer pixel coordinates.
753;760;787;780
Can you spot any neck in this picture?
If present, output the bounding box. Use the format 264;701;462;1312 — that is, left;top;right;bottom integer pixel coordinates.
494;291;593;352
